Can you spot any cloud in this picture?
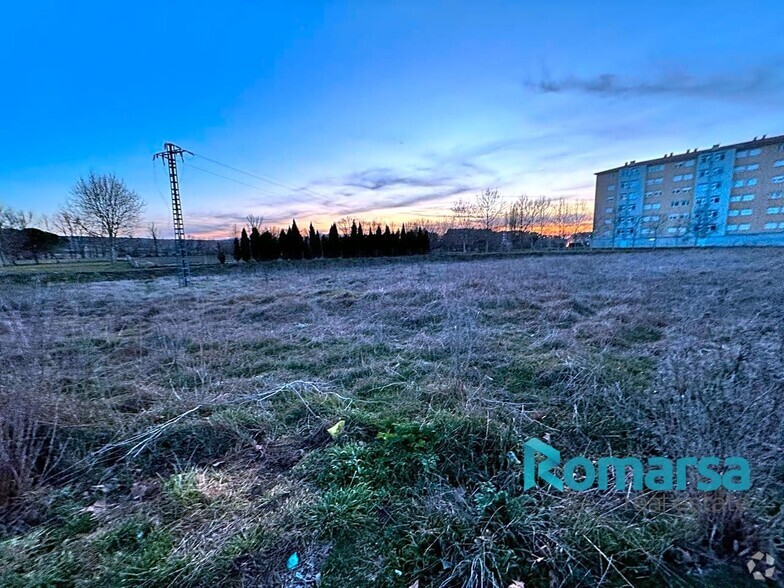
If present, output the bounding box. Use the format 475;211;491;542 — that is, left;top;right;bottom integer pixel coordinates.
525;63;784;102
342;167;454;191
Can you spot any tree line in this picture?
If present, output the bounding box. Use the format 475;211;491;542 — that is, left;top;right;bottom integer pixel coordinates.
450;189;592;238
0;207;63;265
232;219;431;262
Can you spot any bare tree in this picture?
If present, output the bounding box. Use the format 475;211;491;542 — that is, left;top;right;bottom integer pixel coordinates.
0;207;34;265
0;206;12;265
533;196;552;236
567;201;592;235
336;217;354;237
67;172;145;263
148;222;160;257
508;194;544;234
475;188;504;232
552;197;570;239
451;199;475;252
245;215;264;231
54;209;83;259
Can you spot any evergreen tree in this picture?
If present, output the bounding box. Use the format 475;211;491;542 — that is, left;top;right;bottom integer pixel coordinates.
383;225;393;256
232;237;241;262
321;234;329;258
373;225;382;257
279;229;289;259
240;228;251;262
423;229;431;253
260;230;277;260
357;223;365;257
250;227;262;261
309;223;322;258
289;220;304;259
327;224;340;258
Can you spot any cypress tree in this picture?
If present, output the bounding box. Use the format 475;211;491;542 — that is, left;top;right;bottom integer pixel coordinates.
327;224;340;258
321;234;329;258
309;223;322;258
260;230;276;260
383;225;393;256
250;227;262;261
279;229;289;259
289;220;304;259
232;237;241;262
240;228;251;262
373;225;382;257
423;229;431;253
357;223;365;257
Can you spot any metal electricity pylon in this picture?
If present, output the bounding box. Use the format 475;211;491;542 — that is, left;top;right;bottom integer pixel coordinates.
153;143;193;287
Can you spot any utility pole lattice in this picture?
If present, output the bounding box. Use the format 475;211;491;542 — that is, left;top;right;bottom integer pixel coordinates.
154;143;192;287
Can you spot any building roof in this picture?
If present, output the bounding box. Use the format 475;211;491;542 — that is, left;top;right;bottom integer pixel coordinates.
595;133;784;175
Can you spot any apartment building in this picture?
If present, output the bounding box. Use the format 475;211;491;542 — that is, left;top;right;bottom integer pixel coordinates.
592;134;784;248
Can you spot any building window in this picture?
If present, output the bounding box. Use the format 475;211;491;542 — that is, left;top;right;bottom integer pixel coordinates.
739;223;751;230
728;210;739;217
764;222;778;229
736;150;748;158
711;196;720;203
773;176;784;184
742;193;755;201
747;178;758;186
647;164;664;172
766;207;781;214
770;191;784;199
749;148;762;156
748;163;760;171
675;159;695;168
774;161;784;167
740;209;753;216
727;224;738;231
608;184;616;190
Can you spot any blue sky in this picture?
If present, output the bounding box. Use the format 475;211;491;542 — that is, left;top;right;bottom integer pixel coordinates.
2;1;784;237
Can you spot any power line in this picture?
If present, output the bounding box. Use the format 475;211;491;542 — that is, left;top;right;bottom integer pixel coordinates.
181;161;286;197
190;151;335;206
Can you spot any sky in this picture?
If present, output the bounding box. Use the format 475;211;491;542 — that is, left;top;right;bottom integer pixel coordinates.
2;1;784;238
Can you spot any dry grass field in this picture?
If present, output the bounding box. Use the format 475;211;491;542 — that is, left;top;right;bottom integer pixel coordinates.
1;249;782;587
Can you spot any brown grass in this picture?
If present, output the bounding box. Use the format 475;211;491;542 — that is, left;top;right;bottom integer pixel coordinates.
0;248;782;587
